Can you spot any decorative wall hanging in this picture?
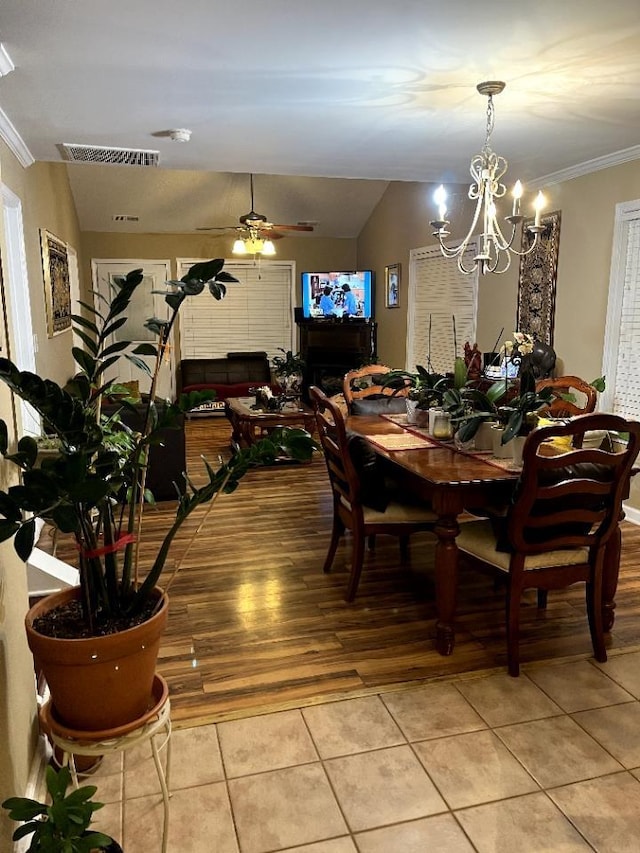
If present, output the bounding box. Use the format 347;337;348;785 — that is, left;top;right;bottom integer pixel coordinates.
516;210;561;346
40;229;72;337
385;263;400;308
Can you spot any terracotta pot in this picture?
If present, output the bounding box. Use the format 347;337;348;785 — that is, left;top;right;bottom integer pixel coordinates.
26;587;168;731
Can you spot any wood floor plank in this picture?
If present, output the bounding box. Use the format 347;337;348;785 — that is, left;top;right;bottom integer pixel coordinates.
51;415;640;725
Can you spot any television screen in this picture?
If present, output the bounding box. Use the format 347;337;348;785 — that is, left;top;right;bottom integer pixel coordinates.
301;271;373;319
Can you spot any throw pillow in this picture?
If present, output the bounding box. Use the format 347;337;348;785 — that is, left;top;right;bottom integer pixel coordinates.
351;395;407;416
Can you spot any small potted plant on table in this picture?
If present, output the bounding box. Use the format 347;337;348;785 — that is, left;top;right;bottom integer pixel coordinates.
271;348;306;396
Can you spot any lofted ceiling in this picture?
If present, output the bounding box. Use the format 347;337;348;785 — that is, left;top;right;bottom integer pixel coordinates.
0;0;639;237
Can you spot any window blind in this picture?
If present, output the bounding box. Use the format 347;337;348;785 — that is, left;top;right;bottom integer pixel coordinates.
612;217;640;418
407;245;478;373
177;259;295;360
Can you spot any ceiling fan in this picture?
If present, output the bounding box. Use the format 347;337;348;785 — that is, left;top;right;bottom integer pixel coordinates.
197;174;315;240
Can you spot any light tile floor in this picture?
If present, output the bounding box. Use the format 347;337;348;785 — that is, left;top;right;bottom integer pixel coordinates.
89;649;640;852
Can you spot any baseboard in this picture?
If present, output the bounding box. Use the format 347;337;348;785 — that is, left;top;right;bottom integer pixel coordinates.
623;503;640;526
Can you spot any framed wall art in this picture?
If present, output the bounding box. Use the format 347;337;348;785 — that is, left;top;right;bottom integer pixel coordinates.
40;229;72;336
385;262;400;308
516;210;561;346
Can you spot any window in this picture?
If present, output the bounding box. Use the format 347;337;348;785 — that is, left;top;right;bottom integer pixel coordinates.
407;245;478;372
176;259;296;360
602;200;640;419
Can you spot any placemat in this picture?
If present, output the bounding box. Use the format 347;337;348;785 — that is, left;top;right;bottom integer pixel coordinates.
367;432;439;451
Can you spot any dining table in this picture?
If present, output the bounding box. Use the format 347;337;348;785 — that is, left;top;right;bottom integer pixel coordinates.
346;413;624;656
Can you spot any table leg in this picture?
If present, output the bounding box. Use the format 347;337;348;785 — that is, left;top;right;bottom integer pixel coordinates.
602;523;621;632
434;512;461;655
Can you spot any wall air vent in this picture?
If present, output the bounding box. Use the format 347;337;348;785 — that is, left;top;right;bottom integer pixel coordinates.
61;143;159;167
112;214;139;222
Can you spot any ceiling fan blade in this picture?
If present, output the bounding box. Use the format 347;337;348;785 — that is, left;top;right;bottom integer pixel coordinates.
269;223;314;232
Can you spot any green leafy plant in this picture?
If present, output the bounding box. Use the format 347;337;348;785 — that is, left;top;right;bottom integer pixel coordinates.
382;362;461;410
2;765;116;852
494;367;554;443
271;348;305;377
443;379;507;442
0;259;316;635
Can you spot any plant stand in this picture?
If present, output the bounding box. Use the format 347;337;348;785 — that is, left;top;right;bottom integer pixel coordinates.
40;674;172;853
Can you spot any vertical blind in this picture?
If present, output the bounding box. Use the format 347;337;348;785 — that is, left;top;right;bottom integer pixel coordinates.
177;259;295;360
612;217;640;418
407;245;478;373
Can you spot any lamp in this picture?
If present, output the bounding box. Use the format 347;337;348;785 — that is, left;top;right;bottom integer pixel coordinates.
232;227;276;257
430;81;546;275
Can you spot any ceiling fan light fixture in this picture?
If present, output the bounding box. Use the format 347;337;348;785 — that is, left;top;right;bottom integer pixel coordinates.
261;240;276;256
232;238;247;254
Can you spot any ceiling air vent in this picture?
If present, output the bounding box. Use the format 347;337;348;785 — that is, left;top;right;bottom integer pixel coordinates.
61;143;159;167
112;214;139;222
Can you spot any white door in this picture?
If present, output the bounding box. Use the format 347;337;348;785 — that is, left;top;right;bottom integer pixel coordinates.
91;260;173;399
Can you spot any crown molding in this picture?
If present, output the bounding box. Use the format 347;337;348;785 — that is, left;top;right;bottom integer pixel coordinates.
529;145;640;189
0;105;35;167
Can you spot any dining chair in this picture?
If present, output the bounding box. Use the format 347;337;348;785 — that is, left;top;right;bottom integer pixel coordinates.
309;386;437;601
535;375;597;417
455;412;640;676
343;364;409;414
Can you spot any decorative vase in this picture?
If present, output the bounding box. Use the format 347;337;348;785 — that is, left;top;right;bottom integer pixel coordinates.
26;586;169;731
406;398;419;424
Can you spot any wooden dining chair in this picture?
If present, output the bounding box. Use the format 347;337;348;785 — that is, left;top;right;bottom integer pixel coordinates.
535;375;597;417
309;386;437;601
343;364;409;413
456;412;640;676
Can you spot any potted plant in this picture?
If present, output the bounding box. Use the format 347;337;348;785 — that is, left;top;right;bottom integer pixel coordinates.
271;348;305;395
382;363;457;426
2;765;120;852
0;259;316;731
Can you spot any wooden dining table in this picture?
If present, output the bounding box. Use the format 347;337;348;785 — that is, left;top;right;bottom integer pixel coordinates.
346;414;623;656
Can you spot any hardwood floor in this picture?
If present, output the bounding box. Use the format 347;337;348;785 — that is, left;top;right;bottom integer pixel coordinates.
54;416;640;727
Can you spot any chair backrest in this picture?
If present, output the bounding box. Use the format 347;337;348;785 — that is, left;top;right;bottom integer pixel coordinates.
309;385;362;510
535;375;597;417
506;413;640;556
343;364;409;408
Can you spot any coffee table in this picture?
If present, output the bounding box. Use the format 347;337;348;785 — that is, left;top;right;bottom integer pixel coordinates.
225;396;316;455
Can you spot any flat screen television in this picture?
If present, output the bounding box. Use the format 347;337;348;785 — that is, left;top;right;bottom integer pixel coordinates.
301;270;374;320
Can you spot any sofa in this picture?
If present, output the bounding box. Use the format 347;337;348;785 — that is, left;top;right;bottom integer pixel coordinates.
178;352;275;414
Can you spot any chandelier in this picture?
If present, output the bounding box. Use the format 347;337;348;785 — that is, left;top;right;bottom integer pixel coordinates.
430;81;546;275
232;227;276;257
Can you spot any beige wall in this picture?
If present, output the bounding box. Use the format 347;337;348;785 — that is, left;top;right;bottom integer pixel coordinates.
357;179;479;367
0;146;84;387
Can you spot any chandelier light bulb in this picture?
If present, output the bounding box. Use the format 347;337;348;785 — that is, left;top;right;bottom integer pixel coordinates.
232;238;247;255
434;184;448;221
262;240;276;256
511;180;523;216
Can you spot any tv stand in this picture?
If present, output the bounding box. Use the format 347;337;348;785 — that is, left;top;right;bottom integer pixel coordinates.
297;319;377;399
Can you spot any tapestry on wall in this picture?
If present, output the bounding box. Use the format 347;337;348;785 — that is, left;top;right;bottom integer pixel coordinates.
40;229;72;337
516;210;561;347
